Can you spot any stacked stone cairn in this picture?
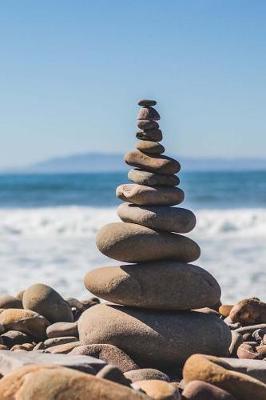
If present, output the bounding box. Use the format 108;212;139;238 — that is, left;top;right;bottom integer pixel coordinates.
79;99;232;372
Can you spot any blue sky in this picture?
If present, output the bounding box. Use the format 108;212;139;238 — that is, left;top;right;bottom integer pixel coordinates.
0;0;266;168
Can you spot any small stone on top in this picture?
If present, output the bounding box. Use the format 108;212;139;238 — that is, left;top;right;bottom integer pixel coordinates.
138;99;157;107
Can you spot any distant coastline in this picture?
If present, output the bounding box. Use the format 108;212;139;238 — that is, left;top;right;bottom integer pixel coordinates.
2;152;266;173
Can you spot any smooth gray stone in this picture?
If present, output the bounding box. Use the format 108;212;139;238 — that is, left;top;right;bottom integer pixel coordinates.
117;203;195;233
136;141;165;155
78;304;231;369
125;150;180;175
128;169;179;187
211;357;266;384
0;350;106;376
124;368;170;383
96;222;200;263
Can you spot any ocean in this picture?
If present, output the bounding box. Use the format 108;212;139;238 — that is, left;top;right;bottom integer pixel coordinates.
0;171;265;303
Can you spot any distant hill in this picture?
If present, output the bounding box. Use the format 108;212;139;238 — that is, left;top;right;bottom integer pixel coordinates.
3;152;266;173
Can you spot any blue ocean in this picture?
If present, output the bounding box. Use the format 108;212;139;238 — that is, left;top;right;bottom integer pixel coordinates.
0;171;265;302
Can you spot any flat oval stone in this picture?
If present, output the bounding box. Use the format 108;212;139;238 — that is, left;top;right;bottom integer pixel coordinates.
78;304;231;369
23;283;74;323
96;222;200;263
136;129;163;142
137;107;160;121
84;262;220;310
125;369;170;383
136;141;165;154
128;170;179;187
116;184;184;206
138;99;157;106
137;120;159;130
117;204;195;233
46;322;78;338
125;150;180;175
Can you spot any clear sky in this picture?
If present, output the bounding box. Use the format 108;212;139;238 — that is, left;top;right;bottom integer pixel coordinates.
0;0;266;168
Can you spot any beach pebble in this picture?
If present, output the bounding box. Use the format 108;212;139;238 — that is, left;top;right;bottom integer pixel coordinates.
46;341;80;354
70;344;139;373
137;129;163;142
116;184;184;206
96;365;131;387
137;107;160;121
229;298;266;325
229;331;243;356
128;169;179;187
96;222;200;263
84;262;220;310
1;330;32;348
125;369;170;383
138;99;157;107
136;141;165;154
78;304;231;369
46;321;78;338
125;150;180;175
237;342;261;359
182;380;236;399
0;309;49;340
0;364;150;400
137;120;159;130
0;295;22;309
132;380;180;399
219;304;234;318
117;204;195;233
43;336;78;349
23;283;74;323
11;343;35;351
183;354;266;400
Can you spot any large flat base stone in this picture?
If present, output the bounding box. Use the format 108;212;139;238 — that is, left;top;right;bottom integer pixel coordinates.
0;350;106;376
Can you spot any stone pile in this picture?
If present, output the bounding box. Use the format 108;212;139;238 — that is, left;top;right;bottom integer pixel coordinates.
79;99;231;371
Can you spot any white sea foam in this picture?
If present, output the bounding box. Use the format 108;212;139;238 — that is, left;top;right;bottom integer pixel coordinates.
0;206;265;302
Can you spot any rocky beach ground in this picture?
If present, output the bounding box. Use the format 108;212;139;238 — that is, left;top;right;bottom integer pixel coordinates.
0;100;265;399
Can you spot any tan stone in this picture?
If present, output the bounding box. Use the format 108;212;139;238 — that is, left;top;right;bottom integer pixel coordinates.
96;223;200;263
0;309;49;340
219;304;233;317
46;341;80;354
78;304;231;369
117;184;184;206
84;262;220;310
0;295;22;309
182;380;236;399
23;283;73;323
132;380;180;399
183;354;266;400
125;150;180;175
229;298;266;325
0;364;150;399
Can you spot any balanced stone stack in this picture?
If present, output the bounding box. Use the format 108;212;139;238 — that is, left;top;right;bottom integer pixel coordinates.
79;99;231;371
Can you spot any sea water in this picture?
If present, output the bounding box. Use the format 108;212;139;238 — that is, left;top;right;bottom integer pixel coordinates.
0;171;265;302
